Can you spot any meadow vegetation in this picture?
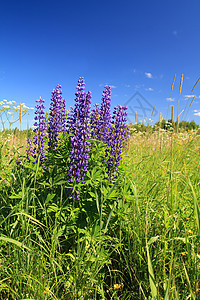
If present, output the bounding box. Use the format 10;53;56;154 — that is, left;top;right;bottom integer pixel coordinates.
0;78;200;300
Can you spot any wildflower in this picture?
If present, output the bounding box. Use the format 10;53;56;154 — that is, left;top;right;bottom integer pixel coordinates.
114;283;121;289
105;105;129;179
90;103;101;139
48;85;66;151
43;286;51;294
99;85;111;141
68;77;91;200
30;97;47;166
2;105;10;109
197;254;200;259
188;229;193;234
15;159;22;166
26;138;35;160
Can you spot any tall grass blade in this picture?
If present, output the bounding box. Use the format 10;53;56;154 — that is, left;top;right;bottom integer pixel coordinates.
0;236;30;250
189;180;200;235
189;95;196;108
182;259;196;300
179;74;183;96
146;240;158;299
171;74;176;91
191;76;200;92
104;202;116;234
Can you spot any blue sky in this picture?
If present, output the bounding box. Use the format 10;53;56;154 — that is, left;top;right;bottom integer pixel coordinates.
1;0;200;128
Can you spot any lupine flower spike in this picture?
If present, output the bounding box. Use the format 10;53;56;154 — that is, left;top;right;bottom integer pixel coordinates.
48;85;66;151
99;85;111;142
68;77;91;201
30;97;47;166
105;105;129;180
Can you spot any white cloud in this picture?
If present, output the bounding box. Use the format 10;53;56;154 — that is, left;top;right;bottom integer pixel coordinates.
194;110;198;112
110;85;117;89
194;111;200;116
173;30;178;36
166;97;175;102
145;88;154;91
125;84;131;88
145;72;153;79
134;84;144;89
185;95;195;99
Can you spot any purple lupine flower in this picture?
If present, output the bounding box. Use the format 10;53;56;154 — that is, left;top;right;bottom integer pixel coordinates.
61;96;66;133
98;85;111;142
31;97;47;166
66;106;74;133
26;138;35;160
48;85;65;151
105;105;129;180
68;77;91;201
90;103;101;139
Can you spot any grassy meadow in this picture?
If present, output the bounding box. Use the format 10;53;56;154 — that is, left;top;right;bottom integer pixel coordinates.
0;126;200;300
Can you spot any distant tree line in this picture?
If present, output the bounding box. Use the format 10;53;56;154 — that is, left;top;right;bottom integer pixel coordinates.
129;119;199;133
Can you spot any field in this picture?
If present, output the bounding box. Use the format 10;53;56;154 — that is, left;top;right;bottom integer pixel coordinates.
0;126;200;300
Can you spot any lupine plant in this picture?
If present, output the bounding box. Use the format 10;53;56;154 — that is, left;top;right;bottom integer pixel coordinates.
27;97;46;166
105;105;129;179
90;103;101;139
93;85;112;142
68;78;91;200
99;85;112;142
48;85;66;151
25;78;129;198
3;77;200;300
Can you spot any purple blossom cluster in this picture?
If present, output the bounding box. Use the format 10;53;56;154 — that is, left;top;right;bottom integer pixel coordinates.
25;78;129;201
68;77;91;201
48;85;66;151
90;103;101;139
97;86;112;141
27;97;47;166
105;105;129;179
26;138;35;160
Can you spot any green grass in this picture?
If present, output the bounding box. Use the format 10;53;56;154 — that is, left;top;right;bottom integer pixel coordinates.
0;129;200;299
